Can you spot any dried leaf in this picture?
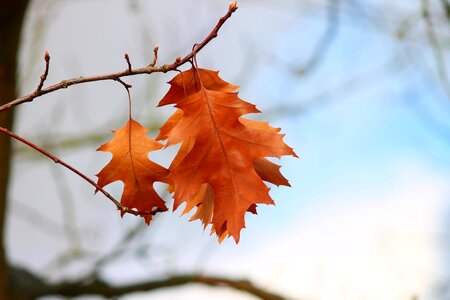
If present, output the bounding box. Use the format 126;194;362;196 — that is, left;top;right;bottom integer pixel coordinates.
96;119;168;223
157;67;297;242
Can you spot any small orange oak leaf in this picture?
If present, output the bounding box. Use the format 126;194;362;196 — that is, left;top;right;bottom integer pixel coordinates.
157;67;297;243
96;118;169;224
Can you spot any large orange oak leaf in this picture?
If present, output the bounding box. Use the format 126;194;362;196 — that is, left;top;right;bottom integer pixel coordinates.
157;68;297;243
96;119;169;224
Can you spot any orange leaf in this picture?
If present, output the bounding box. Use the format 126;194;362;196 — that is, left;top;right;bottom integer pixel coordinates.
157;68;297;243
96;119;169;224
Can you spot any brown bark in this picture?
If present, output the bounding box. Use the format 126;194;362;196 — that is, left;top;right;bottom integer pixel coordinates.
0;0;30;299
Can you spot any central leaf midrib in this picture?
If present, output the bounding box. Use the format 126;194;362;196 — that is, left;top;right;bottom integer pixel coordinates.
201;86;239;234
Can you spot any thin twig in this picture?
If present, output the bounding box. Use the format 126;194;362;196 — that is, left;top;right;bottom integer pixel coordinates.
114;77;132;89
124;53;132;72
0;127;162;218
0;2;238;112
439;0;450;21
149;45;159;67
294;0;340;75
35;51;50;93
422;0;450;99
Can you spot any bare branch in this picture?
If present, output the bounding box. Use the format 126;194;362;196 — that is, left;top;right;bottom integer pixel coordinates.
0;2;238;113
10;266;288;300
36;273;287;300
0;127;160;219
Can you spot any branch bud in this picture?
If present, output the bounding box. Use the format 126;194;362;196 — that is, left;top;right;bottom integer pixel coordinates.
229;0;238;11
44;50;50;62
